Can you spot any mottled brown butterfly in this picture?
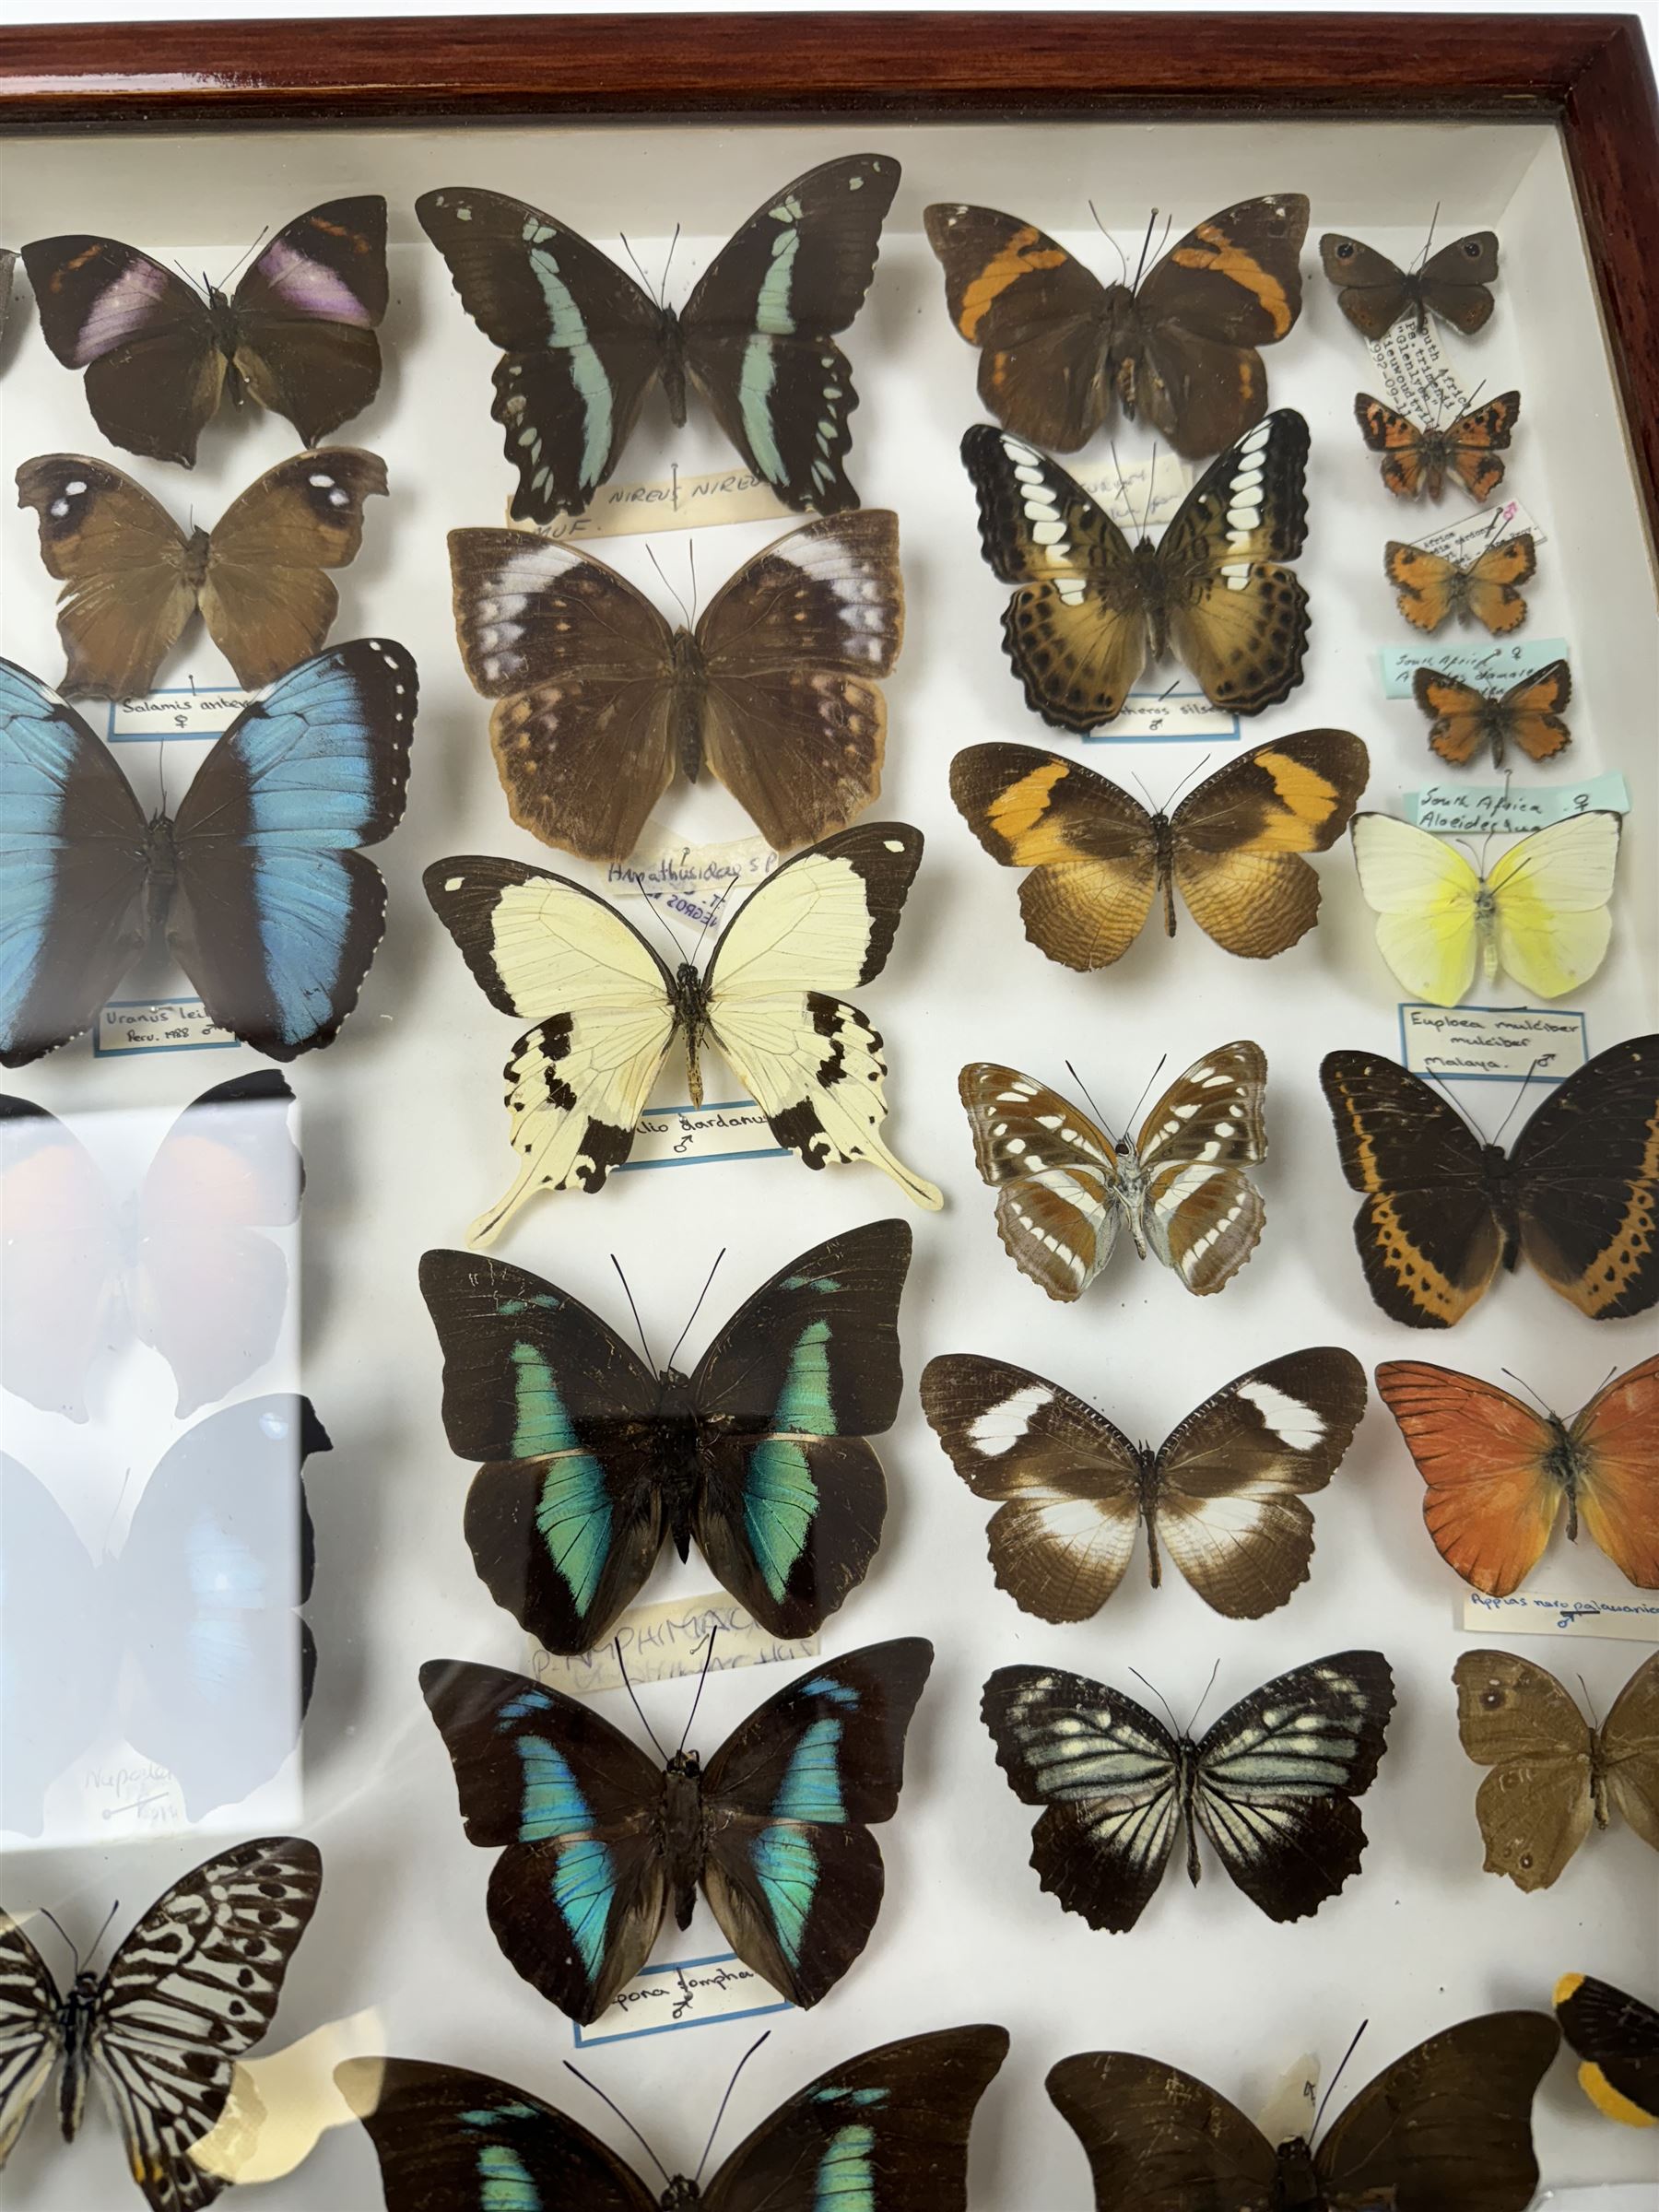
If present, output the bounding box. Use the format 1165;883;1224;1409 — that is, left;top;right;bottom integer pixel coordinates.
1355;389;1520;501
1411;658;1571;766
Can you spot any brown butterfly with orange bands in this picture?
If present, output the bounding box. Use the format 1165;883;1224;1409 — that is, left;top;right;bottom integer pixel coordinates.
1355;389;1520;502
950;732;1368;969
1386;531;1536;632
1413;659;1571;767
1376;1357;1659;1596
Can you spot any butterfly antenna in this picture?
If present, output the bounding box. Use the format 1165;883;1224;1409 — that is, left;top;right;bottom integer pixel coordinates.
564;2063;675;2188
1500;1367;1558;1418
1578;1676;1600;1731
1417;201;1441;272
1120;1051;1170;1143
1183;1657;1222;1739
610;1255;654;1370
694;2032;771;2185
675;1626;720;1758
1129;1666;1185;1740
660;221;681;311
1109;439;1135;526
687;539;700;628
686;872;737;971
36;1907;81;1975
1159;749;1215;816
1421;1068;1487;1143
646;541;695;630
1490;1057;1547;1145
84;1899;122;1969
617;229;656;300
1312;2022;1369;2143
615;1640;671;1763
1140;443;1159;537
1064;1057;1118;1143
215;220;270;293
1089;199;1128;280
637;881;691;966
666;1250;724;1374
1129;206;1159;294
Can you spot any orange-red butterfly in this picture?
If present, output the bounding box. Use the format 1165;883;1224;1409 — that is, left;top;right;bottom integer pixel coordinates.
1375;1357;1659;1596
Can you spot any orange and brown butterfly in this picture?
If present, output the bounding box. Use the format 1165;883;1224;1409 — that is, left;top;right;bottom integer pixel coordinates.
1375;1357;1659;1597
1554;1973;1659;2128
924;193;1309;462
1413;659;1571;768
949;732;1369;970
1355;389;1520;501
1321;229;1500;337
1385;530;1536;634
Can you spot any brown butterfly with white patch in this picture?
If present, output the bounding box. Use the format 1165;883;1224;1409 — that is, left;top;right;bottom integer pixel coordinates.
959;1043;1266;1302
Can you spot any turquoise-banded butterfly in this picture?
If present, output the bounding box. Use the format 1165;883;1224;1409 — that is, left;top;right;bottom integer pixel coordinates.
416;157;899;524
419;1640;932;2022
339;2026;1007;2210
418;1220;911;1653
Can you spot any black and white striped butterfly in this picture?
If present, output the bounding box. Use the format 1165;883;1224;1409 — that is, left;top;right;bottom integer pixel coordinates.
982;1652;1394;1931
0;1837;321;2211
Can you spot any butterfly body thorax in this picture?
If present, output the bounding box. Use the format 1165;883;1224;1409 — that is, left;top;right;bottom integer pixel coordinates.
1112;1135;1156;1255
659;2181;702;2208
1270;2137;1325;2208
655;306;690;429
55;1972;100;2141
668;964;714;1106
1544;1415;1582;1542
660;1747;709;1928
206;287;247;394
650;1364;707;1560
1131;1440;1164;1583
180;524;213;593
668;628;712;782
1173;1736;1206;1886
1145;813;1180;935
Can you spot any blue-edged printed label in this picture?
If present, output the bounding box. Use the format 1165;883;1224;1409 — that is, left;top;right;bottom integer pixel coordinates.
1081;688;1241;743
1406;773;1630;834
1379;634;1571;699
95;998;238;1056
1462;1589;1659;1644
618;1100;786;1172
1397;1003;1587;1084
573;1951;793;2047
106;688;253;742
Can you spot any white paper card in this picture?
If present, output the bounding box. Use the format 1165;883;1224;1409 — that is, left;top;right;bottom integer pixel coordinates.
573;1951;793;2046
1398;1004;1588;1084
1366;320;1468;420
1537;2189;1659;2210
606;830;781;910
517;464;792;539
1254;2054;1320;2145
1401;493;1546;564
107;687;255;741
1406;776;1630;834
1068;455;1194;530
1378;634;1571;698
618;1100;785;1172
529;1592;818;1696
1462;1590;1659;1642
1082;690;1241;743
95;997;239;1057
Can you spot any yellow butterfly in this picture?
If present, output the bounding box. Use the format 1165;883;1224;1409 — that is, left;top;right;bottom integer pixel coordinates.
1349;809;1620;1006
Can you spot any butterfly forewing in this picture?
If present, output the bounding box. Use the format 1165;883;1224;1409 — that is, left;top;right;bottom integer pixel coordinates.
957;1062;1121;1299
0;1915;62;2168
1047;2052;1278;2212
1132;1041;1269;1289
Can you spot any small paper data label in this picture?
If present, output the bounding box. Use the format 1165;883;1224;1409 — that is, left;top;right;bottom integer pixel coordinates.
1462;1590;1659;1643
606;831;781;915
95;998;239;1056
619;1100;786;1172
1378;634;1571;698
192;2009;383;2186
1255;2055;1320;2146
529;1592;818;1697
1398;1004;1587;1084
1069;455;1194;531
516;465;793;540
1406;774;1630;834
1082;690;1241;743
82;1759;185;1831
107;687;254;741
1366;320;1468;421
574;1951;793;2047
1399;494;1546;566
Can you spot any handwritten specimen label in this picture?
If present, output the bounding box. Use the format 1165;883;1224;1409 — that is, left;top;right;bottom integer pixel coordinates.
574;1951;793;2046
1462;1590;1659;1643
1398;1004;1587;1084
606;832;780;923
96;997;238;1056
1379;634;1571;698
618;1100;786;1172
1400;493;1546;566
1406;775;1630;835
1367;319;1468;421
107;687;253;741
1082;690;1241;743
530;1591;818;1697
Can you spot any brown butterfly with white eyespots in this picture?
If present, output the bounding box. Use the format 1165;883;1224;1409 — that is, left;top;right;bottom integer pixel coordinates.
959;1044;1267;1303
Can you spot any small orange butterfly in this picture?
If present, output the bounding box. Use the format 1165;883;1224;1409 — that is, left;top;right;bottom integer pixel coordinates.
1355;390;1520;501
1385;530;1535;633
1412;659;1571;767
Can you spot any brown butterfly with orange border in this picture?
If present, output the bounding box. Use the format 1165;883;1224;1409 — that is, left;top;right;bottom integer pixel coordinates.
1355;389;1520;502
1385;529;1535;633
925;193;1308;461
1413;658;1571;767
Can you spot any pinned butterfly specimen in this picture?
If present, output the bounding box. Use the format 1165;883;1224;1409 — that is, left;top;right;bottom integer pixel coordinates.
22;197;388;467
1320;1035;1659;1326
425;823;940;1246
963;411;1312;727
1554;1972;1659;2127
419;1219;910;1654
922;1347;1365;1621
951;733;1368;968
339;2025;1008;2212
982;1650;1394;1931
1048;2011;1559;2212
1385;531;1536;633
1453;1649;1659;1891
447;510;901;860
1413;657;1572;767
1377;1357;1659;1597
0;1073;300;1422
0;639;417;1066
924;192;1308;461
0;1836;321;2211
417;157;899;524
17;448;388;698
420;1639;931;2021
1;1397;324;1836
958;1046;1267;1301
1349;808;1621;1006
1354;388;1520;501
1321;228;1500;337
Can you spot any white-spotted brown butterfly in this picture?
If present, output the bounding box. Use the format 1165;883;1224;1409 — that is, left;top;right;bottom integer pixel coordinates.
1355;389;1520;501
958;1045;1267;1302
963;411;1312;727
1321;228;1500;337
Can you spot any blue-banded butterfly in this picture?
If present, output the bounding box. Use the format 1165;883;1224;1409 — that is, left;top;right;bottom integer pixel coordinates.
1;1397;324;1837
339;2025;1006;2211
0;639;417;1066
416;158;899;524
418;1220;910;1654
0;1837;322;2212
420;1639;932;2022
21;198;387;467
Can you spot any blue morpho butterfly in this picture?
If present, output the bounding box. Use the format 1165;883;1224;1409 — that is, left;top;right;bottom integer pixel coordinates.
0;639;417;1067
418;1218;912;1655
339;2025;1008;2211
419;1636;933;2022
